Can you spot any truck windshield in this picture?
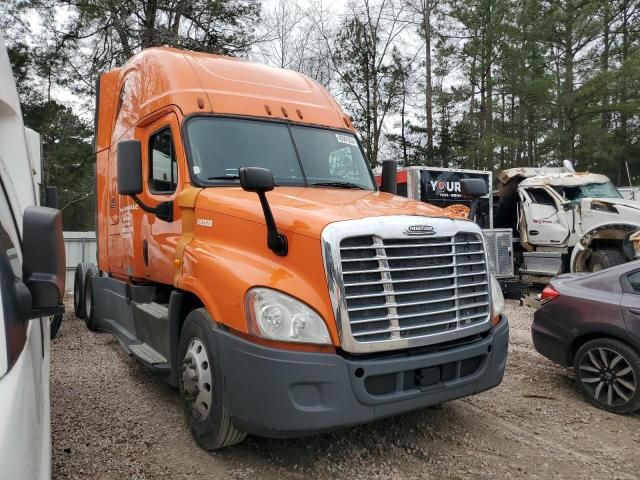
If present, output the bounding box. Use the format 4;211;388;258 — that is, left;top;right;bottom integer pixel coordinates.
185;117;375;190
554;182;623;201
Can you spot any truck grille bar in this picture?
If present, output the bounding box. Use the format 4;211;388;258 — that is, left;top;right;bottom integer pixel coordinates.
322;217;492;354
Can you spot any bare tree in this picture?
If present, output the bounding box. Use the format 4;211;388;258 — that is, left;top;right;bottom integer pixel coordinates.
312;0;411;166
404;0;440;159
254;0;333;86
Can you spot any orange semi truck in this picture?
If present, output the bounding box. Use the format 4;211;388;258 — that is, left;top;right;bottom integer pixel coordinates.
74;47;509;449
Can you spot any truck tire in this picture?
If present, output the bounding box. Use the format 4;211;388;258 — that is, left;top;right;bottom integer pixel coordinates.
50;313;64;339
574;338;640;414
84;264;99;331
588;249;625;272
73;262;89;319
178;308;246;450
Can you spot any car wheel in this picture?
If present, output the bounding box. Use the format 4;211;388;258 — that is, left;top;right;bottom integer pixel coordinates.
73;262;89;319
84;265;99;331
588;249;625;272
574;338;640;414
178;308;246;450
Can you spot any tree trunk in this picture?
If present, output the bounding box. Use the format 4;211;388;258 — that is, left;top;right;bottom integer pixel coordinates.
423;0;434;160
601;2;610;130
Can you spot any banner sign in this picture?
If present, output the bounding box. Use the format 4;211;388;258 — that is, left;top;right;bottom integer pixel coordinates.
419;169;489;206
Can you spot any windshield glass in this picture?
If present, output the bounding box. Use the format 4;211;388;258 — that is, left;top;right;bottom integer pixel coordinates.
185;117;375;190
553;182;623;201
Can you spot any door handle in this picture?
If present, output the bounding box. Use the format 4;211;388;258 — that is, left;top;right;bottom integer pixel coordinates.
628;308;640;316
529;230;539;236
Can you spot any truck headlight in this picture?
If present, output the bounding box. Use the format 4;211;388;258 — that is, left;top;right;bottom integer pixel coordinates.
490;274;504;325
245;288;331;344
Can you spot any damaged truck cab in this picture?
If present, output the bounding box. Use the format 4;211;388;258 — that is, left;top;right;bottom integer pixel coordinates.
496;166;640;276
78;48;508;449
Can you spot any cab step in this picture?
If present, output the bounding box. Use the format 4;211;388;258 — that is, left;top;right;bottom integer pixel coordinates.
129;341;168;365
136;302;169;319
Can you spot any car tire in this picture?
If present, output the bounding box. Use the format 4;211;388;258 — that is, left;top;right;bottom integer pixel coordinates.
178;308;246;450
73;262;89;319
588;249;625;272
573;338;640;414
84;264;99;331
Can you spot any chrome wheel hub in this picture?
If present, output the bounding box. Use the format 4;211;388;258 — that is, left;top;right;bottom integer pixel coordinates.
579;347;636;406
181;338;213;420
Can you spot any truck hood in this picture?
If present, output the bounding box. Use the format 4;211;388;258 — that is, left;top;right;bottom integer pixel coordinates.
195;186;450;239
587;198;640;211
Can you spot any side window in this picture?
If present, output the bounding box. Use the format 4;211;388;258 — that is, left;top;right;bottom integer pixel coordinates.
149;127;177;194
528;188;556;206
626;272;640;293
0;187;25;376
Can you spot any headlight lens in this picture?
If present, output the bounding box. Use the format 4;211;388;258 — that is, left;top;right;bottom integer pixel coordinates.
490;274;505;323
245;288;331;344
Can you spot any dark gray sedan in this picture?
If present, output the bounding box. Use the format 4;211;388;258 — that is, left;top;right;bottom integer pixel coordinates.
532;261;640;414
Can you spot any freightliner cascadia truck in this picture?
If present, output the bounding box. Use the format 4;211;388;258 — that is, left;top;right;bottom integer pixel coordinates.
74;47;508;450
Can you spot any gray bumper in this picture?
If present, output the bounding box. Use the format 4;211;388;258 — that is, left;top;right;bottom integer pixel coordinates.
216;316;509;438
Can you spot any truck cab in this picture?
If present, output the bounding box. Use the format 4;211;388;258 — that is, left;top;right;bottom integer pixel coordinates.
80;47;509;449
497;166;640;277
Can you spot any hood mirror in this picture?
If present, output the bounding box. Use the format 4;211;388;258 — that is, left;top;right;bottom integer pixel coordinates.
460;178;488;223
240;167;287;256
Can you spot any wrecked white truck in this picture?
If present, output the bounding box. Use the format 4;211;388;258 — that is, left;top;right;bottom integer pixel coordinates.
495;164;640;280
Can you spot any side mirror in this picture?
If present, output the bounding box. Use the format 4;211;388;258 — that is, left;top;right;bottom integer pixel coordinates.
44;186;59;208
22;206;65;316
239;166;275;193
239;167;287;256
380;160;397;194
460;178;488;198
117;140;143;196
116;140;173;222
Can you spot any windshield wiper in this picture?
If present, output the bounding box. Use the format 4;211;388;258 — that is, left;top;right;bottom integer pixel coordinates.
311;181;365;190
208;175;240;180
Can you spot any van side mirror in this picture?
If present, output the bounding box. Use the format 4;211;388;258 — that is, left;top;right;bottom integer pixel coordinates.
460;178;488;198
22;206;65;316
117;140;143;196
239;167;287;256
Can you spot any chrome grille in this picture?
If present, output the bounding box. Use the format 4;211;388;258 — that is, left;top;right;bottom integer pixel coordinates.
322;217;492;353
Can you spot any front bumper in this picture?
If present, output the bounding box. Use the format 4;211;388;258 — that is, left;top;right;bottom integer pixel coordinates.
215;316;509;438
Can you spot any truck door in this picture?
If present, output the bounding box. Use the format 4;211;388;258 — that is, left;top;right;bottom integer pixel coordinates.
134;112;183;285
519;187;570;246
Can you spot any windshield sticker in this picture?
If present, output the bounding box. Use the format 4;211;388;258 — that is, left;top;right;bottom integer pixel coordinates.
336;134;357;146
193;166;201;174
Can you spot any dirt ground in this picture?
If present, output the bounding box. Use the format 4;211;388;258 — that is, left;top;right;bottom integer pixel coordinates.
50;300;640;480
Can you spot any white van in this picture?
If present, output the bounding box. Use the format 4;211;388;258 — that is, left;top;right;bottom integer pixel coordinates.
0;31;66;480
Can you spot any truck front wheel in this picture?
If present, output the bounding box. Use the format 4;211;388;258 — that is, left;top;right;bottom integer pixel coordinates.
178;308;246;450
588;249;625;272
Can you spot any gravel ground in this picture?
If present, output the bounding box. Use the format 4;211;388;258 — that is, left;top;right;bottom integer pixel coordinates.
51;300;640;479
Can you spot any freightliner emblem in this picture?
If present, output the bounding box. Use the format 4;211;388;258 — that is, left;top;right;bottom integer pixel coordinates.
404;225;436;236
